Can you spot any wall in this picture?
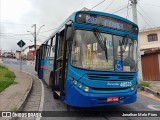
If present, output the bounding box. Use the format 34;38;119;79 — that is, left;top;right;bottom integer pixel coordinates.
22;47;29;55
159;54;160;74
139;28;160;50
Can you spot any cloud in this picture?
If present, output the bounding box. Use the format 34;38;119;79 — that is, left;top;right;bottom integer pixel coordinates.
1;0;160;51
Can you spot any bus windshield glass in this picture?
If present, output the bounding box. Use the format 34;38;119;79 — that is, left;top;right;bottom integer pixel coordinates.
71;30;137;72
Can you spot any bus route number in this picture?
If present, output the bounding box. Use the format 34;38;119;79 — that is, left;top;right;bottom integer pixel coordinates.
120;82;132;87
86;15;97;24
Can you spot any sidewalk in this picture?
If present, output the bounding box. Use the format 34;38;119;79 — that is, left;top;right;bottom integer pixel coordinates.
149;81;160;92
139;81;160;98
0;65;32;111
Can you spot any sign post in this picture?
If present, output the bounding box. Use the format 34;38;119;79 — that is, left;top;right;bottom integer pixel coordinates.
17;40;26;71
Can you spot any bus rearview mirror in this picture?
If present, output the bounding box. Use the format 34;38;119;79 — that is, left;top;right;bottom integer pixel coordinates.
66;26;73;41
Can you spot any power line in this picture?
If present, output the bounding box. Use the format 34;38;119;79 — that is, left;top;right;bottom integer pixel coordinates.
137;10;152;28
39;28;57;33
126;0;130;18
0;22;32;26
139;3;160;8
90;0;106;10
0;27;57;36
0;32;31;36
112;6;128;14
0;37;32;41
37;34;48;38
126;7;131;19
0;36;32;40
103;0;115;11
108;4;127;13
138;4;156;27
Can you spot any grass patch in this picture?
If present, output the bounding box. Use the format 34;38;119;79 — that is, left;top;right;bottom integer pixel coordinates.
0;65;16;92
138;81;151;90
11;107;17;112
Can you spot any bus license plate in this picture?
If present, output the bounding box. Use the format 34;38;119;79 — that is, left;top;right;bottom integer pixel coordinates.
107;97;119;102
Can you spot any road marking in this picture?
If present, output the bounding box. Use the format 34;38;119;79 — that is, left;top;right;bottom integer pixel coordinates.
147;105;160;110
138;91;160;102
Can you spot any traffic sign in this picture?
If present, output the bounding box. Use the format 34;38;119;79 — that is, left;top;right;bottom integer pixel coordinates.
115;59;123;71
17;40;26;48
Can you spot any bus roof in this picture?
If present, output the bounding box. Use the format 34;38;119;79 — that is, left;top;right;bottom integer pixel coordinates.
42;10;138;44
77;10;138;26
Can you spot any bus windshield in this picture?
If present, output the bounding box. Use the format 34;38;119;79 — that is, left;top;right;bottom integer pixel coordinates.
71;30;137;72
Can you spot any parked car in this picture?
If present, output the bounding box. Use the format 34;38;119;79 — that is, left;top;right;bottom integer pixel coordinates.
2;52;16;58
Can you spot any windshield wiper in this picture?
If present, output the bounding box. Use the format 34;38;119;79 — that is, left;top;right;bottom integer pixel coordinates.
119;40;123;62
93;28;108;62
121;34;129;52
119;35;129;62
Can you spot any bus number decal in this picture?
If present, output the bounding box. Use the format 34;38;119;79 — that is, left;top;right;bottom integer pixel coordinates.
120;82;132;87
86;15;97;24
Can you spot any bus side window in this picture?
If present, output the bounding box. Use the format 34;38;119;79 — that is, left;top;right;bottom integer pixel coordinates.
50;45;55;57
50;36;56;57
48;39;52;57
44;42;48;57
42;46;45;59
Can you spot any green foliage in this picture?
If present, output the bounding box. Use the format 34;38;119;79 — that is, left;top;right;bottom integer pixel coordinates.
5;71;16;78
0;65;7;69
11;107;17;112
0;65;16;92
138;81;150;90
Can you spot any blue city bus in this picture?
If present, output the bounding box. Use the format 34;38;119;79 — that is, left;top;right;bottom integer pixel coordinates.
35;49;39;71
36;45;45;79
35;10;139;107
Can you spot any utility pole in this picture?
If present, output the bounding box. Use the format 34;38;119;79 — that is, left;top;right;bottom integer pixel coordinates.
130;0;143;81
131;0;138;24
32;24;37;56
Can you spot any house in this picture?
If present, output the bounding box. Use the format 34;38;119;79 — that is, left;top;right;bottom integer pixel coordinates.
139;27;160;81
21;45;39;60
15;51;21;59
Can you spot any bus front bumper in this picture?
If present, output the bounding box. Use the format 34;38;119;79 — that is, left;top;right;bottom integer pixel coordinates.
65;85;137;107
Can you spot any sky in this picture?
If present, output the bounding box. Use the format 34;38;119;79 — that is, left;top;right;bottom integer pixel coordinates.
0;0;160;52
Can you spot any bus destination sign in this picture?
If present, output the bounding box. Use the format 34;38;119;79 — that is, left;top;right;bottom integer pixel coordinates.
86;15;124;30
76;12;138;33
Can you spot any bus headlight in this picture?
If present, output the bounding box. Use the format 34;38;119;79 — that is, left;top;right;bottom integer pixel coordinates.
131;83;137;91
74;80;78;85
131;87;134;91
84;86;89;92
79;84;82;88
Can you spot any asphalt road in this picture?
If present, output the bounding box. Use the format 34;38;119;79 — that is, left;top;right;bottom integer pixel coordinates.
1;59;160;120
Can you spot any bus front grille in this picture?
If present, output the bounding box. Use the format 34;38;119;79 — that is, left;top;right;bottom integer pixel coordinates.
87;73;134;81
92;87;130;91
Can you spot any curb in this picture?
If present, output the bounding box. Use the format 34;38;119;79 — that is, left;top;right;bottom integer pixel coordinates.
143;87;160;98
17;71;44;112
10;72;33;120
21;72;44;112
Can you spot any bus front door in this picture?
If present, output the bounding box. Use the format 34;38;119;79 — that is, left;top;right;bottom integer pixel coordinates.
53;31;68;99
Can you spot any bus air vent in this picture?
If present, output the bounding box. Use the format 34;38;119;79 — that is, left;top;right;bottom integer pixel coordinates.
87;74;134;81
92;87;130;91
